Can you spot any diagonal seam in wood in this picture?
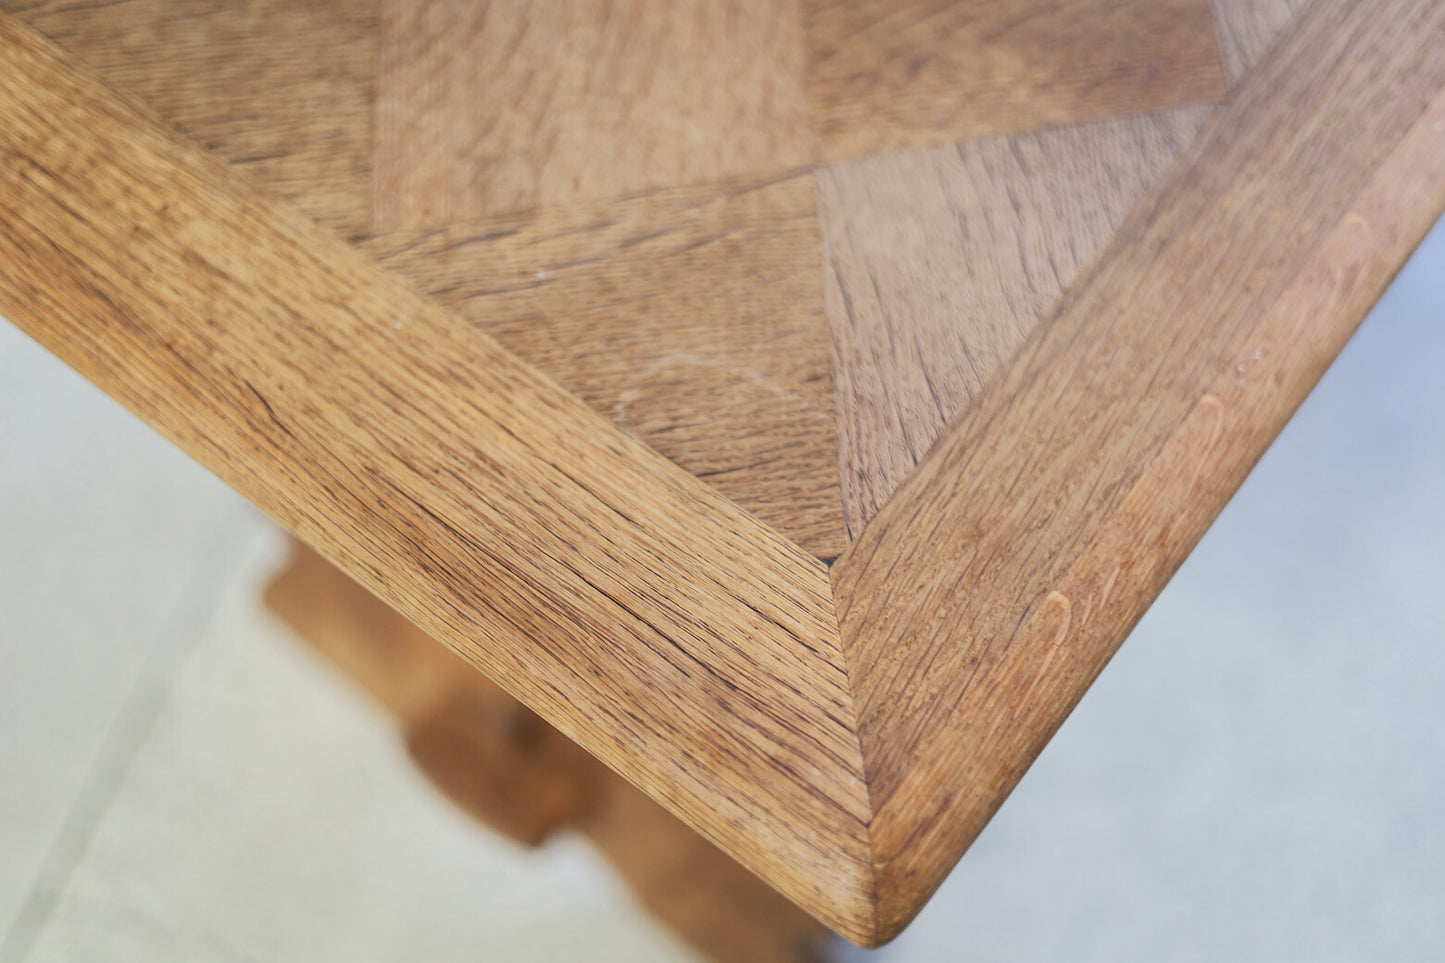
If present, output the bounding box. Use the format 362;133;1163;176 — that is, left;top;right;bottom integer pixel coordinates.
3;0;1445;949
0;12;879;942
833;0;1445;938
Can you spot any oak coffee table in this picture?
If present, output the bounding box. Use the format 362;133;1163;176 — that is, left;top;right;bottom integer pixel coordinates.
2;0;1441;955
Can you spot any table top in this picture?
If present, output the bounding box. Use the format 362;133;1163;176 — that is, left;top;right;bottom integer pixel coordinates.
1;0;1441;946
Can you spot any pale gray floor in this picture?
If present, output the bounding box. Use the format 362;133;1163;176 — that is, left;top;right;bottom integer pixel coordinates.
1;220;1441;962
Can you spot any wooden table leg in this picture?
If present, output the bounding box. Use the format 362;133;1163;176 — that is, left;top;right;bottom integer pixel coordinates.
264;540;831;963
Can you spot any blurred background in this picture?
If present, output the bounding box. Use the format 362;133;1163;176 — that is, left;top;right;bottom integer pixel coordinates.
1;219;1441;961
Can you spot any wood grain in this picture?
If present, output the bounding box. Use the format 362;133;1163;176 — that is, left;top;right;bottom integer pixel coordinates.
833;0;1445;937
267;543;601;847
804;0;1227;162
267;540;833;963
3;0;1435;947
373;0;814;230
2;0;378;237
361;175;845;559
0;16;876;941
1212;0;1312;87
820;108;1211;536
264;538;488;730
821;0;1314;535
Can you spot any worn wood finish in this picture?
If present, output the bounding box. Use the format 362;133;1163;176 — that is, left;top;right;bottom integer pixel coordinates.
265;541;833;963
832;0;1445;936
819;107;1211;535
373;0;814;229
2;0;377;237
803;0;1226;162
0;17;876;939
361;175;844;558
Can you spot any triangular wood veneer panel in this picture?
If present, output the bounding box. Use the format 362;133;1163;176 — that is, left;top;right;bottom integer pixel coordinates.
821;108;1212;536
362;176;846;559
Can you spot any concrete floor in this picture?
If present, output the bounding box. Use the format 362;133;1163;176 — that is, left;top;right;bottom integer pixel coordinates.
2;221;1441;962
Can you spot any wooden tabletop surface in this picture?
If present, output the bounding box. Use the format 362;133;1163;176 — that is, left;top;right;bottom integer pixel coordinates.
1;0;1441;946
